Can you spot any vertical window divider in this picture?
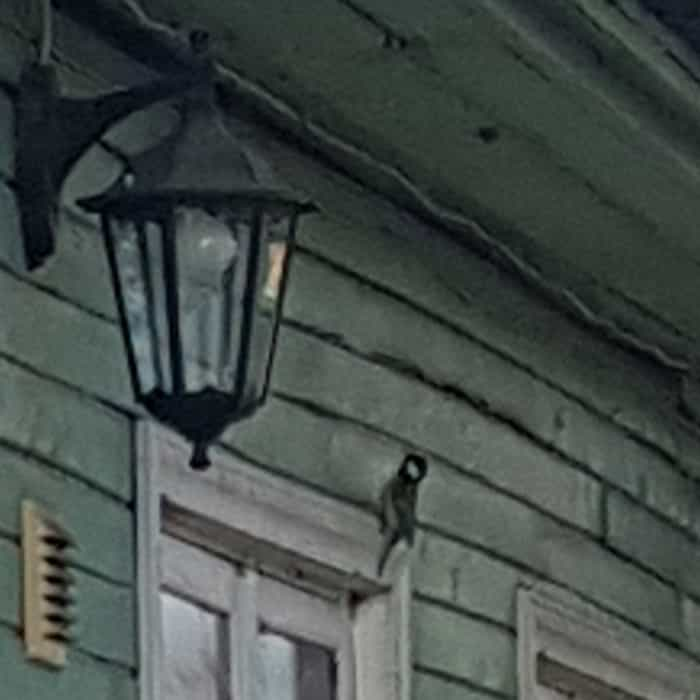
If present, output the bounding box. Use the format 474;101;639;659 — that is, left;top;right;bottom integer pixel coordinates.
137;422;162;700
231;567;259;700
338;590;356;700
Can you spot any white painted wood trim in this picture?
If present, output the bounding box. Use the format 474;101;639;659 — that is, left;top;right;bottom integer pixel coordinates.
138;423;412;700
137;421;161;700
340;591;357;700
231;568;258;700
352;559;410;700
160;535;235;613
156;431;382;585
518;584;700;700
517;586;540;700
393;562;412;700
257;576;346;649
257;576;355;700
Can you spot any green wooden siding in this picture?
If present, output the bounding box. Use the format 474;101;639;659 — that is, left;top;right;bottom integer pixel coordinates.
0;6;699;700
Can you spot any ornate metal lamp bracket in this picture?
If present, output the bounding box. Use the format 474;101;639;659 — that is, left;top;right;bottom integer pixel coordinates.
15;55;213;270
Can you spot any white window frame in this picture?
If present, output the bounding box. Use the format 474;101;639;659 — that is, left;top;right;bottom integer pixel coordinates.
137;422;412;700
518;584;700;700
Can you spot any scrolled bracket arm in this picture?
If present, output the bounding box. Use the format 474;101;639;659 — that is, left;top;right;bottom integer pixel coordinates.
15;55;213;270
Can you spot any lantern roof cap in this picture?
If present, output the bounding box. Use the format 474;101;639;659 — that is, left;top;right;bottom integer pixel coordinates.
79;85;316;217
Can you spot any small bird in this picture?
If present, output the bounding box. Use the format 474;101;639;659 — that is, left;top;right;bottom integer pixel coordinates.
377;453;428;577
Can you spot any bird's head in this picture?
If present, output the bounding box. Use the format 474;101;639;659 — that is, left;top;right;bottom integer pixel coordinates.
400;453;428;483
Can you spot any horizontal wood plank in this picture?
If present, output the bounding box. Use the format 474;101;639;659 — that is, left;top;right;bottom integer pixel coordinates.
287;251;694;532
0;356;131;500
0;445;134;584
221;97;682;461
0;620;136;700
0;266;131;405
293;213;679;459
413;533;530;628
317;0;700;276
605;491;700;598
227;395;680;641
135;0;700;345
412;600;515;695
272;324;602;534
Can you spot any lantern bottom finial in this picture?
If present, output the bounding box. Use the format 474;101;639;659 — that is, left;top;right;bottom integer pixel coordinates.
190;442;212;470
141;388;239;470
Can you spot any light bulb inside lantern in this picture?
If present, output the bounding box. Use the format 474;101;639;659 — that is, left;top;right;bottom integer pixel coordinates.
175;208;239;298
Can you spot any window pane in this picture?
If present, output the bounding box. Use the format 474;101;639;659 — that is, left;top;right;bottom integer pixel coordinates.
296;639;336;700
256;631;336;700
256;633;296;700
160;591;227;700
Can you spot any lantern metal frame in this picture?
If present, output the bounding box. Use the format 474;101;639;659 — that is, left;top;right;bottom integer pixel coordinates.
80;189;314;469
16;52;317;469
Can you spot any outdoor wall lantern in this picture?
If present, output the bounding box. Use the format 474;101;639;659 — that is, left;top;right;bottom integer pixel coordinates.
16;49;316;470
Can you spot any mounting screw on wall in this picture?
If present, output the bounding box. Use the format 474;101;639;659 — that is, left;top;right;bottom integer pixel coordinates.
21;500;78;669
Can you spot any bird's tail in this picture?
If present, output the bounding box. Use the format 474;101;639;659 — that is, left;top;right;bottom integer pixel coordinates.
377;531;400;578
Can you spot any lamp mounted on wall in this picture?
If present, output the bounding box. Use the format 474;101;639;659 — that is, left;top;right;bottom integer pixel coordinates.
16;26;316;470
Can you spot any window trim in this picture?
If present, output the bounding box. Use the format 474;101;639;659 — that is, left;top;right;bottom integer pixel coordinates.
518;584;700;700
137;421;411;700
160;535;351;700
160;533;235;612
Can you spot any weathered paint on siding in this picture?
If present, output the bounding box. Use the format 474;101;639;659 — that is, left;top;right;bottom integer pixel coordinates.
0;8;699;700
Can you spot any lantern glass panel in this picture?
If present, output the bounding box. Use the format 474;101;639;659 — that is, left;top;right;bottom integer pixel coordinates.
239;212;295;408
247;214;294;401
174;206;246;394
108;217;174;397
101;196;299;468
170;206;295;409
